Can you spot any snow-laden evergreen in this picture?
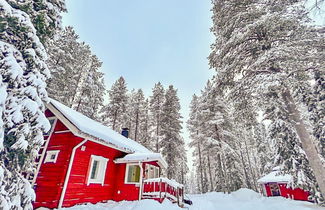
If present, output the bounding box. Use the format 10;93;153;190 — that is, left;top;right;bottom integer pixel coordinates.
100;76;128;131
160;85;187;182
0;0;65;208
46;27;105;120
149;82;165;152
204;0;325;202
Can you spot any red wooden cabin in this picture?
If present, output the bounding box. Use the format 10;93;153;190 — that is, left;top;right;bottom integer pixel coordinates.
29;99;184;209
257;167;310;201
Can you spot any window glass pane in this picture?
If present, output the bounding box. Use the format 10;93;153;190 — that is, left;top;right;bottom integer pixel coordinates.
127;165;140;183
155;167;159;178
149;166;155;178
91;160;99;179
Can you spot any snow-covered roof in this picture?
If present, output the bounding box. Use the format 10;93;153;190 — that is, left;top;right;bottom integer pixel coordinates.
114;153;168;169
257;168;292;184
47;99;151;154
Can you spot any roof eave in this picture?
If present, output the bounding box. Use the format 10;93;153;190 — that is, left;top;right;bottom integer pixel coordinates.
46;102;133;154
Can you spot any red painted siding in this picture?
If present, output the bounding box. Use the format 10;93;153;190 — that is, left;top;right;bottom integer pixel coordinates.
63;141;127;207
34;118;83;209
34;109;163;209
263;183;309;201
113;163;141;201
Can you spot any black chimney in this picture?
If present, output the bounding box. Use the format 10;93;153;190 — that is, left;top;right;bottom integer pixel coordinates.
121;128;129;138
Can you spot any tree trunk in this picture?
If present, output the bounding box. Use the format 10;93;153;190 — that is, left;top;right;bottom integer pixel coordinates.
112;109;118;131
207;148;214;191
134;111;139;141
216;152;226;193
197;131;204;193
239;147;251;189
244;137;258;191
156;117;160;152
281;88;325;198
71;62;92;109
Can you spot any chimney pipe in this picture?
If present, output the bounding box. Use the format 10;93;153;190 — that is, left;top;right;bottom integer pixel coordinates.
121;128;129;138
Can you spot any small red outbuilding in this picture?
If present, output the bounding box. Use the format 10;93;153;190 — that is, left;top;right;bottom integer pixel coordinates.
28;99;184;209
257;167;310;201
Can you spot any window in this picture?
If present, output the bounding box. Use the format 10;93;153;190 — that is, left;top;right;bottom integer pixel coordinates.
87;155;108;185
125;164;141;184
145;164;160;179
270;183;281;196
44;150;60;163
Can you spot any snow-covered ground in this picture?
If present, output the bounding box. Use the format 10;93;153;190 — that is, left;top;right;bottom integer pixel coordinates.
56;189;324;210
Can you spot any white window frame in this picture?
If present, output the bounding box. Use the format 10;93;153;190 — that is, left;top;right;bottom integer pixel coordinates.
87;155;108;186
146;164;160;179
125;163;142;184
44;150;60;163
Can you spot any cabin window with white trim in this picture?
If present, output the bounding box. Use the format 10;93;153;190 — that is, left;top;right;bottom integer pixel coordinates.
145;164;160;179
125;164;141;184
87;155;108;185
44;150;60;163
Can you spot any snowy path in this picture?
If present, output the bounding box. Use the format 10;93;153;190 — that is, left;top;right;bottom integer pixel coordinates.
59;189;324;210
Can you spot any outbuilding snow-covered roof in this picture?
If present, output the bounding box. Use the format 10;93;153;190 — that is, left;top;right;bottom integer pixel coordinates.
257;167;292;184
114;153;168;169
48;99;151;154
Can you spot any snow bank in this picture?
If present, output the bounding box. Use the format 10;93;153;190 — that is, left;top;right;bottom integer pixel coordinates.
231;188;262;201
53;188;323;210
59;199;181;210
49;99;150;153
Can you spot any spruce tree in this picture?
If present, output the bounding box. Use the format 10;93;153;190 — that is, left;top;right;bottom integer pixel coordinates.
209;0;325;198
160;85;184;180
149;82;165;152
0;0;65;208
100;77;128;132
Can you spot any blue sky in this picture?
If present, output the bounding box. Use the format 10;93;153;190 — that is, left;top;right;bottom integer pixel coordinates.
62;0;214;150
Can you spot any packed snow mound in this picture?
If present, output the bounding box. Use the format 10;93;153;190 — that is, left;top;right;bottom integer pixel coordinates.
231;188;262;201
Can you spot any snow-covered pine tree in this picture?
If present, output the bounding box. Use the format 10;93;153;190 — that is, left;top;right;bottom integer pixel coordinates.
0;0;65;208
160;85;185;180
70;55;105;120
149;82;165;152
305;70;325;160
100;77;128;132
138;98;151;149
47;26;103;111
187;94;207;193
264;88;323;202
209;0;325;199
127;89;146;142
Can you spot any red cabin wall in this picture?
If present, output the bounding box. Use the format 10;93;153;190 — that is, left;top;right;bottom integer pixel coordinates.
63;141;127;207
33;118;84;209
34;109;162;208
113;163;140;201
263;183;309;201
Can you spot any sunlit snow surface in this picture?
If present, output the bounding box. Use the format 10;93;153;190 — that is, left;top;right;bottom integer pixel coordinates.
42;188;324;210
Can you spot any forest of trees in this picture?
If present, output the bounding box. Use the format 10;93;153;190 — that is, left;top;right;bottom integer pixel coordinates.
46;27;188;185
0;0;324;209
187;0;325;204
